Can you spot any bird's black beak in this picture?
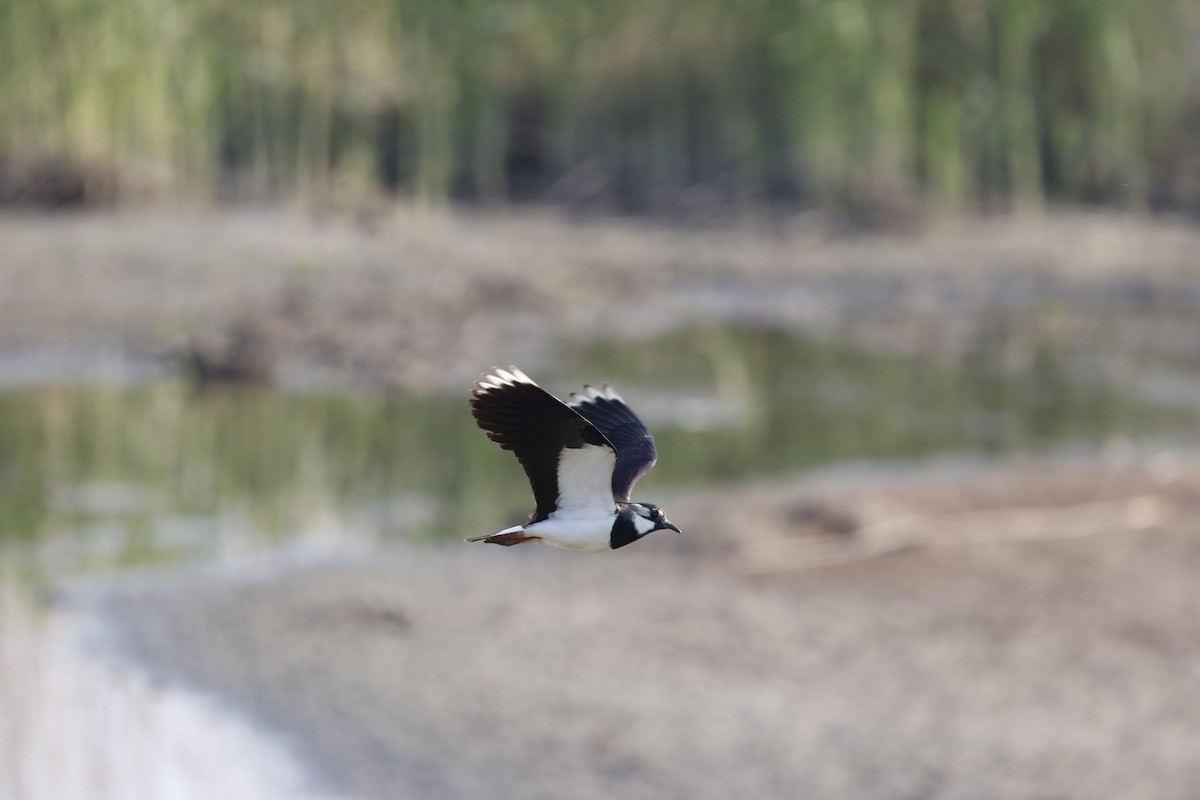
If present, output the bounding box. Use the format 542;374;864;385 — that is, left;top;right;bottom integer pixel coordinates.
659;521;681;534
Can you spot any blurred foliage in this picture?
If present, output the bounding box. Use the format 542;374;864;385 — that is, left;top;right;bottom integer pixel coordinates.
0;0;1194;214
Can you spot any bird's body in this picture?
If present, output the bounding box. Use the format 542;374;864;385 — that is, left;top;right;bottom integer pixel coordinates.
513;516;616;553
468;367;680;552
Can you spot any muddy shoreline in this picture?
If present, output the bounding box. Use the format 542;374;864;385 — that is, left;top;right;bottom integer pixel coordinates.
87;450;1200;800
3;208;1199;391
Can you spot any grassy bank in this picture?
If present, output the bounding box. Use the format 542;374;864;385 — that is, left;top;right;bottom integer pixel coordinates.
1;0;1195;213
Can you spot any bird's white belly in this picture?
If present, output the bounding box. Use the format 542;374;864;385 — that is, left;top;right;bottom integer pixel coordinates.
525;515;615;553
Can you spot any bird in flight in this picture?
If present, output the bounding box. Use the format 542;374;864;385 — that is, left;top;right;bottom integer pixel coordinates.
467;366;680;552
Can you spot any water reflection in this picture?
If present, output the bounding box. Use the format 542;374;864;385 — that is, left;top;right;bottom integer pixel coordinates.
0;326;1193;575
575;324;1192;480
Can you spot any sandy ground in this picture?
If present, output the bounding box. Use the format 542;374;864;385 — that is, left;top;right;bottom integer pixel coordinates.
2;207;1200;390
89;450;1200;800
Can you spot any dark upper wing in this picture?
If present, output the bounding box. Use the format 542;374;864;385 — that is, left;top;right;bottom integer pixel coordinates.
470;367;616;523
567;383;657;503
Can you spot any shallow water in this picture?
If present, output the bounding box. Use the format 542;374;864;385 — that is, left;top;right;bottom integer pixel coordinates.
0;324;1193;577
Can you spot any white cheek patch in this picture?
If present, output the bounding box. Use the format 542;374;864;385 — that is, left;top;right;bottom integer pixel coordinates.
632;514;657;536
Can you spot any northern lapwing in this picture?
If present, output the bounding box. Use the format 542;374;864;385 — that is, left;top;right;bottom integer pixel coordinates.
467;367;680;552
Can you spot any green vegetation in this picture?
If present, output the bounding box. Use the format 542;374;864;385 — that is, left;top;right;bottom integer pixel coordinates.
0;0;1194;213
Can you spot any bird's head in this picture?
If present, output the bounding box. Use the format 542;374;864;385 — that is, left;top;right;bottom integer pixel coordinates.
628;502;681;536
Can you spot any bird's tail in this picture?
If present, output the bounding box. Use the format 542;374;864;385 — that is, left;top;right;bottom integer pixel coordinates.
466;524;537;546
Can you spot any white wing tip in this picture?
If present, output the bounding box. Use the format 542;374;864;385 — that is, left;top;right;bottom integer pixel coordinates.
568;381;623;406
476;367;624;404
475;366;537;393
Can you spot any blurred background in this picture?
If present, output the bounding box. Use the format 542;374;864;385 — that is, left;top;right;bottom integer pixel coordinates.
2;2;1200;799
2;0;1199;215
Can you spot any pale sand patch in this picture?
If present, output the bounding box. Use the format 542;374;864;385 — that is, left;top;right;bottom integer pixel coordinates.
0;579;347;800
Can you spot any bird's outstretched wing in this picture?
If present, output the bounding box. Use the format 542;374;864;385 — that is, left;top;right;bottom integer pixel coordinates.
567;383;658;504
471;367;617;523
